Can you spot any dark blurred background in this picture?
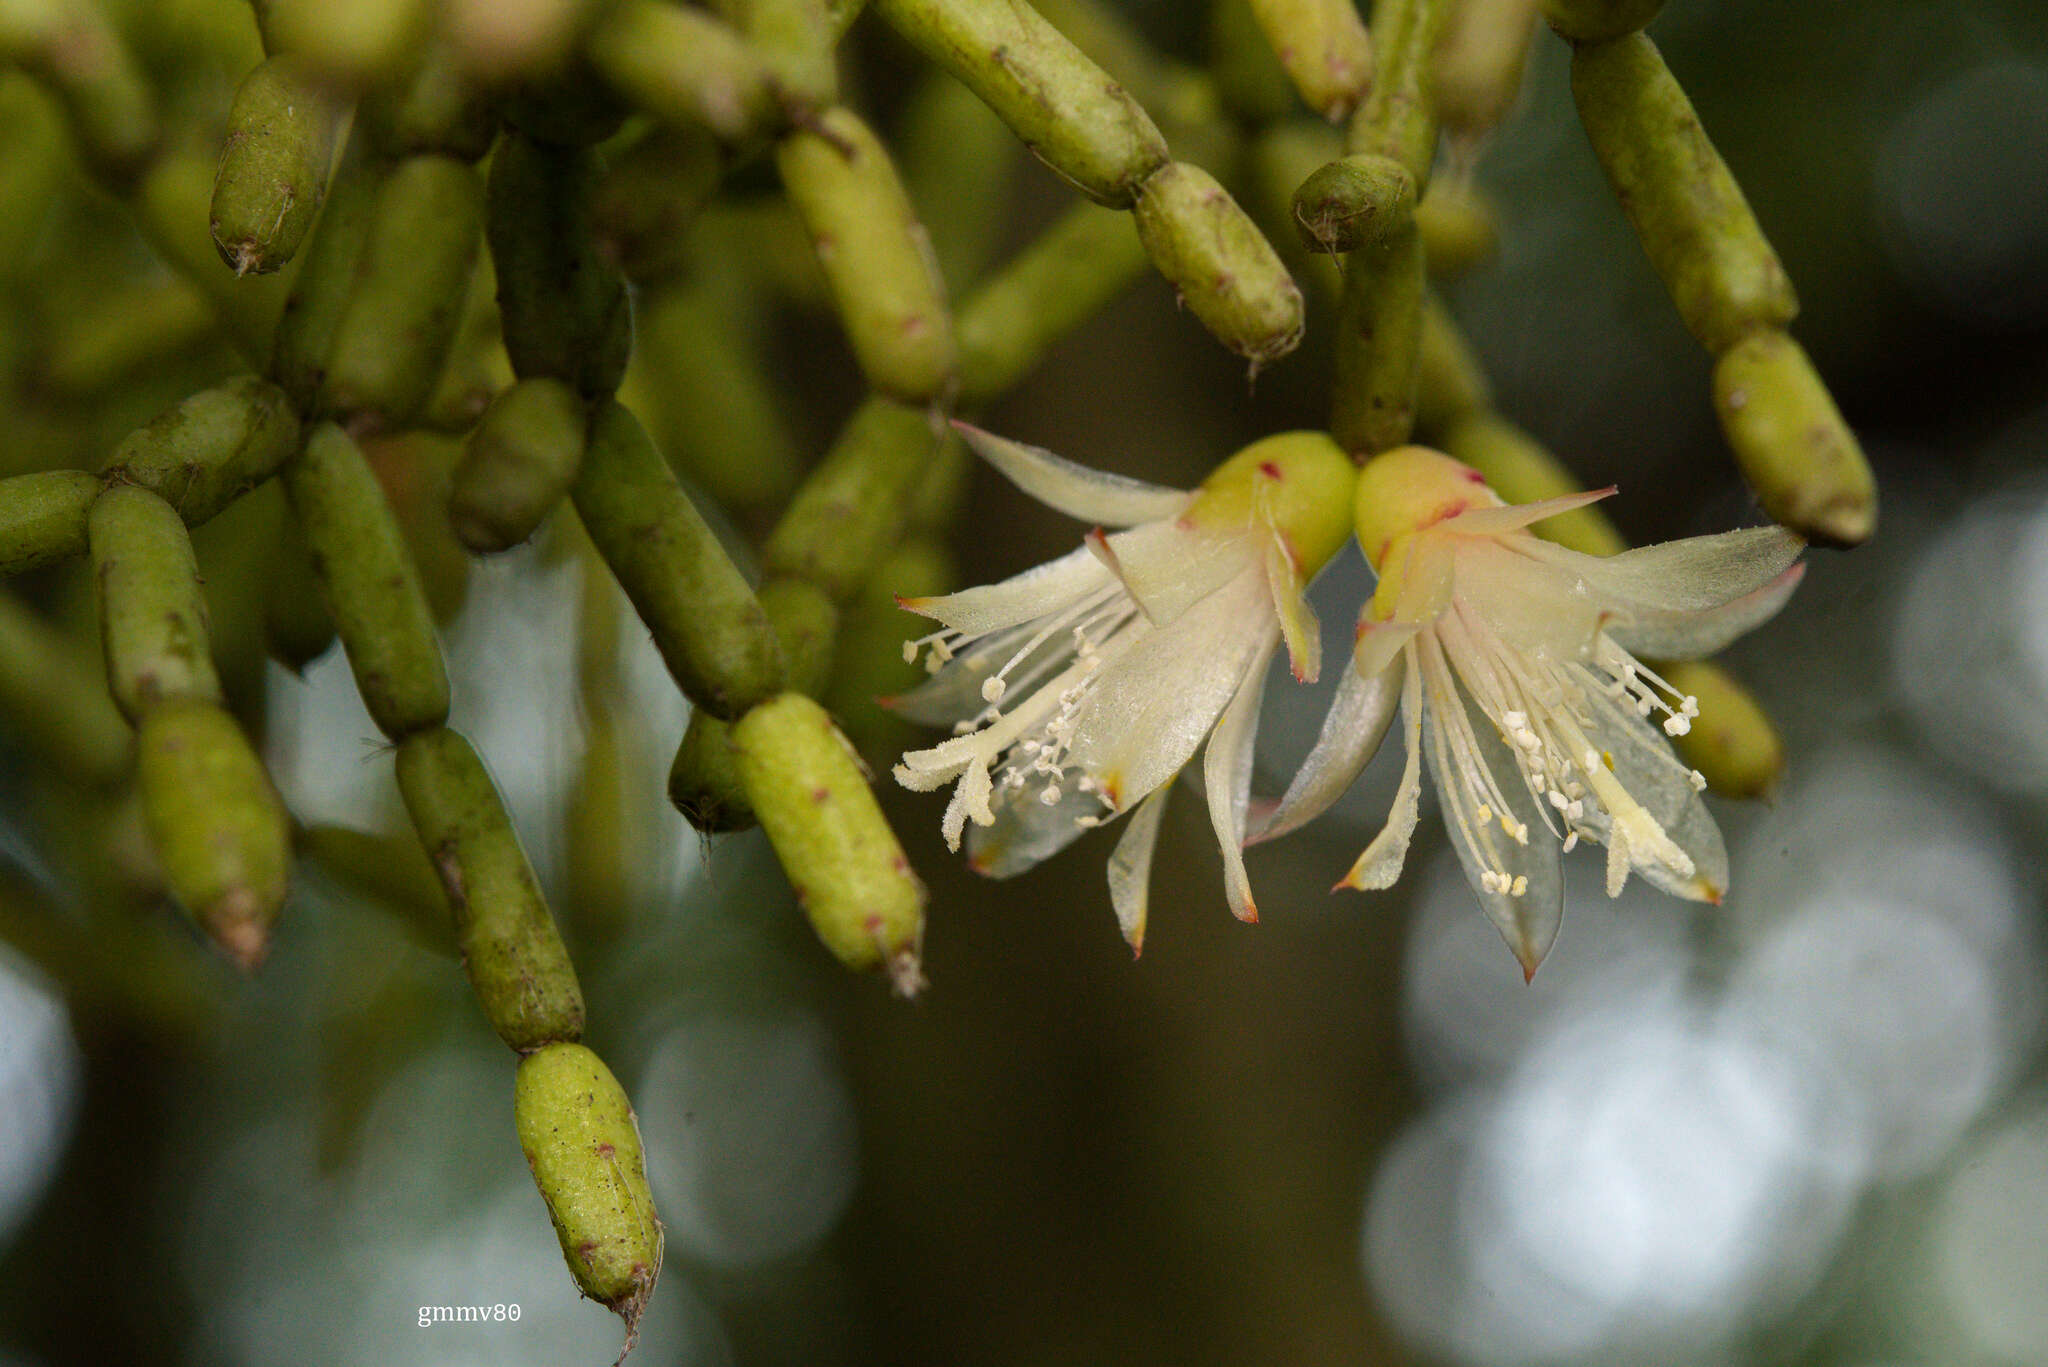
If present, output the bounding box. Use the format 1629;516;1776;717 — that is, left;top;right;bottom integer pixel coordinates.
6;1;2048;1364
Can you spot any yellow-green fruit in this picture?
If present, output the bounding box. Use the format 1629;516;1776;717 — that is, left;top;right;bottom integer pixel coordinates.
776;106;957;404
732;692;926;990
89;486;223;721
514;1043;663;1328
1712;330;1875;547
1132;161;1305;369
0;470;99;577
136;698;291;970
395;726;586;1051
449;377;587;553
1569;33;1797;353
101;375;303;527
211;56;345;276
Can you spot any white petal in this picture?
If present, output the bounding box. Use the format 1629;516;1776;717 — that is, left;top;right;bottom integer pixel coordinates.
900;544;1114;635
1065;569;1273;809
1573;690;1728;903
1419;667;1565;979
1604;563;1805;659
1204;630;1278;923
964;781;1110;878
953;422;1194;527
1249;651;1404;846
1517;524;1805;617
1353;614;1423;683
1439;487;1617;537
1339;651;1425;891
1263;525;1321;683
1107;780;1176;955
1093;518;1254;624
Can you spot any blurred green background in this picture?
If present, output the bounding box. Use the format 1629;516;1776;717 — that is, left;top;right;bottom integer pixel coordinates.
7;1;2048;1365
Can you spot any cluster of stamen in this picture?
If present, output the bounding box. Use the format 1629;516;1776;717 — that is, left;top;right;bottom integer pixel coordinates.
900;579;1138;823
1423;601;1713;897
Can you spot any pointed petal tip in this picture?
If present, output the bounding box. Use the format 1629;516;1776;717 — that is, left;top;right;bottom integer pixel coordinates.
1233;897;1260;924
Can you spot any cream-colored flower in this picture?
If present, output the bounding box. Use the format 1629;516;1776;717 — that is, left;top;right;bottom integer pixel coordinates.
1253;446;1805;979
893;426;1356;952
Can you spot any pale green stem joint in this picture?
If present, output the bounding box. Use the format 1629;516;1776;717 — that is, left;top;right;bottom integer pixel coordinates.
514;1043;663;1341
136;698;292;970
871;0;1171;209
89;485;224;720
283;423;452;739
395;725;587;1051
571;401;784;721
1244;0;1376;122
1131;160;1305;370
0;470;100;578
1713;330;1876;547
1330;218;1427;455
323;153;487;429
733;692;927;993
1569;31;1798;354
449;377;588;554
102;375;303;528
210;55;346;276
670;578;841;834
777;106;959;405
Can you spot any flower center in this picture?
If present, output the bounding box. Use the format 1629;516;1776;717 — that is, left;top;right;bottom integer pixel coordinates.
901;580;1142;828
1429;601;1709;890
